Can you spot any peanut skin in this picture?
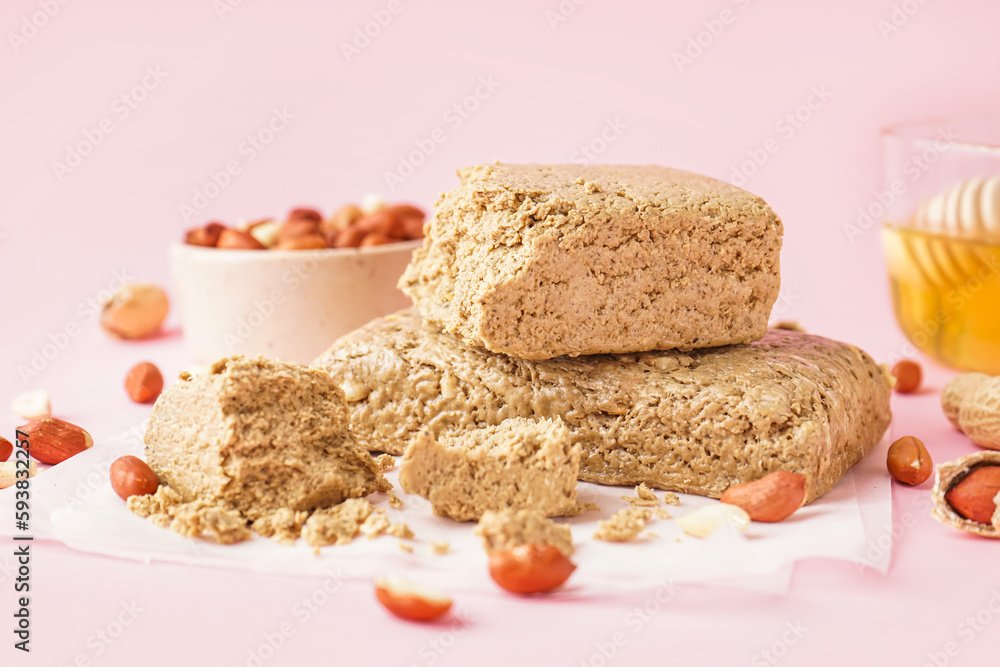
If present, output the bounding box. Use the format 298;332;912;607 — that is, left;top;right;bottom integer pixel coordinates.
945;466;1000;524
109;455;160;501
719;470;807;522
887;435;933;485
488;544;576;594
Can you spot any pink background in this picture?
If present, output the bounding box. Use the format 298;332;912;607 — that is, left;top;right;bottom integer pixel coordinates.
3;0;1000;665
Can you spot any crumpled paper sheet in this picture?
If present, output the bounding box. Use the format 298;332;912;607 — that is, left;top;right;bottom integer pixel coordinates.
0;431;892;596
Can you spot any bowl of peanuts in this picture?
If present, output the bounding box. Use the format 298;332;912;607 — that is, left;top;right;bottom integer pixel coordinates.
170;201;425;364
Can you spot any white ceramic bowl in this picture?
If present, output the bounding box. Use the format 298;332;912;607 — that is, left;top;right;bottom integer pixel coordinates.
169;240;420;364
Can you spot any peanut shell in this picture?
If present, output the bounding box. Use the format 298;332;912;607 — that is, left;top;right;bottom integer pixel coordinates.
931;450;1000;538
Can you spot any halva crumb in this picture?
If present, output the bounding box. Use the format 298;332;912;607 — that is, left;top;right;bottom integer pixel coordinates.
593;507;652;543
301;498;373;548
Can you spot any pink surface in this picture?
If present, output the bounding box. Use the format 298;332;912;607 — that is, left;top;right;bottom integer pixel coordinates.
3;0;1000;665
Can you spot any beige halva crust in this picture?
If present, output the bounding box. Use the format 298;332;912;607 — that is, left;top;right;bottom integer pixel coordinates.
398;417;580;521
313;310;891;503
144;356;382;522
399;163;783;360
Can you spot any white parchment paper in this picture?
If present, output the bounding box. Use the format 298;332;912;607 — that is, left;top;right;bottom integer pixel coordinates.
0;431;892;596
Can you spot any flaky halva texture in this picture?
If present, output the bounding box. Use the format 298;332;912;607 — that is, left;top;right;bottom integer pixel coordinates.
144;356;383;523
313;310;891;503
931;451;1000;538
398;163;783;359
398;418;580;521
128;486;252;545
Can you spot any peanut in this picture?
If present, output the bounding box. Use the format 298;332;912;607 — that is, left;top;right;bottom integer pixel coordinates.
957;376;1000;450
942;373;990;430
891;359;922;394
386;203;425;221
11;389;51;419
488;544;576;594
185;221;226;247
676;503;751;537
0;460;37;489
332;226;366;248
944;466;1000;524
386;204;426;240
275;234;328;250
719;470;807;522
217;229;266;250
931;451;1000;537
188;203;424;251
323;204;363;235
101;284;169;340
374;576;452;621
286;207;323;225
248;220;281;248
886;435;933;485
360;232;393;247
125;362;164;404
401;216;425;239
277;219;321;244
354;210;402;238
109;455;160;500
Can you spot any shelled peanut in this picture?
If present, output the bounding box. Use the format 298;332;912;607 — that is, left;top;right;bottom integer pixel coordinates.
109;455;160;500
890;359;922;394
184;201;426;251
488;544;577;594
374;577;452;621
886;436;933;486
102;284;169;340
931;451;1000;538
719;470;807;522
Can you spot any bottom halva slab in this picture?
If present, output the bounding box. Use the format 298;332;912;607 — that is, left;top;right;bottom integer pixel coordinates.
314;310;891;503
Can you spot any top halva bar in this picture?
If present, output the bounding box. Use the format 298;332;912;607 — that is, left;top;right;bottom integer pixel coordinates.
400;164;783;359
